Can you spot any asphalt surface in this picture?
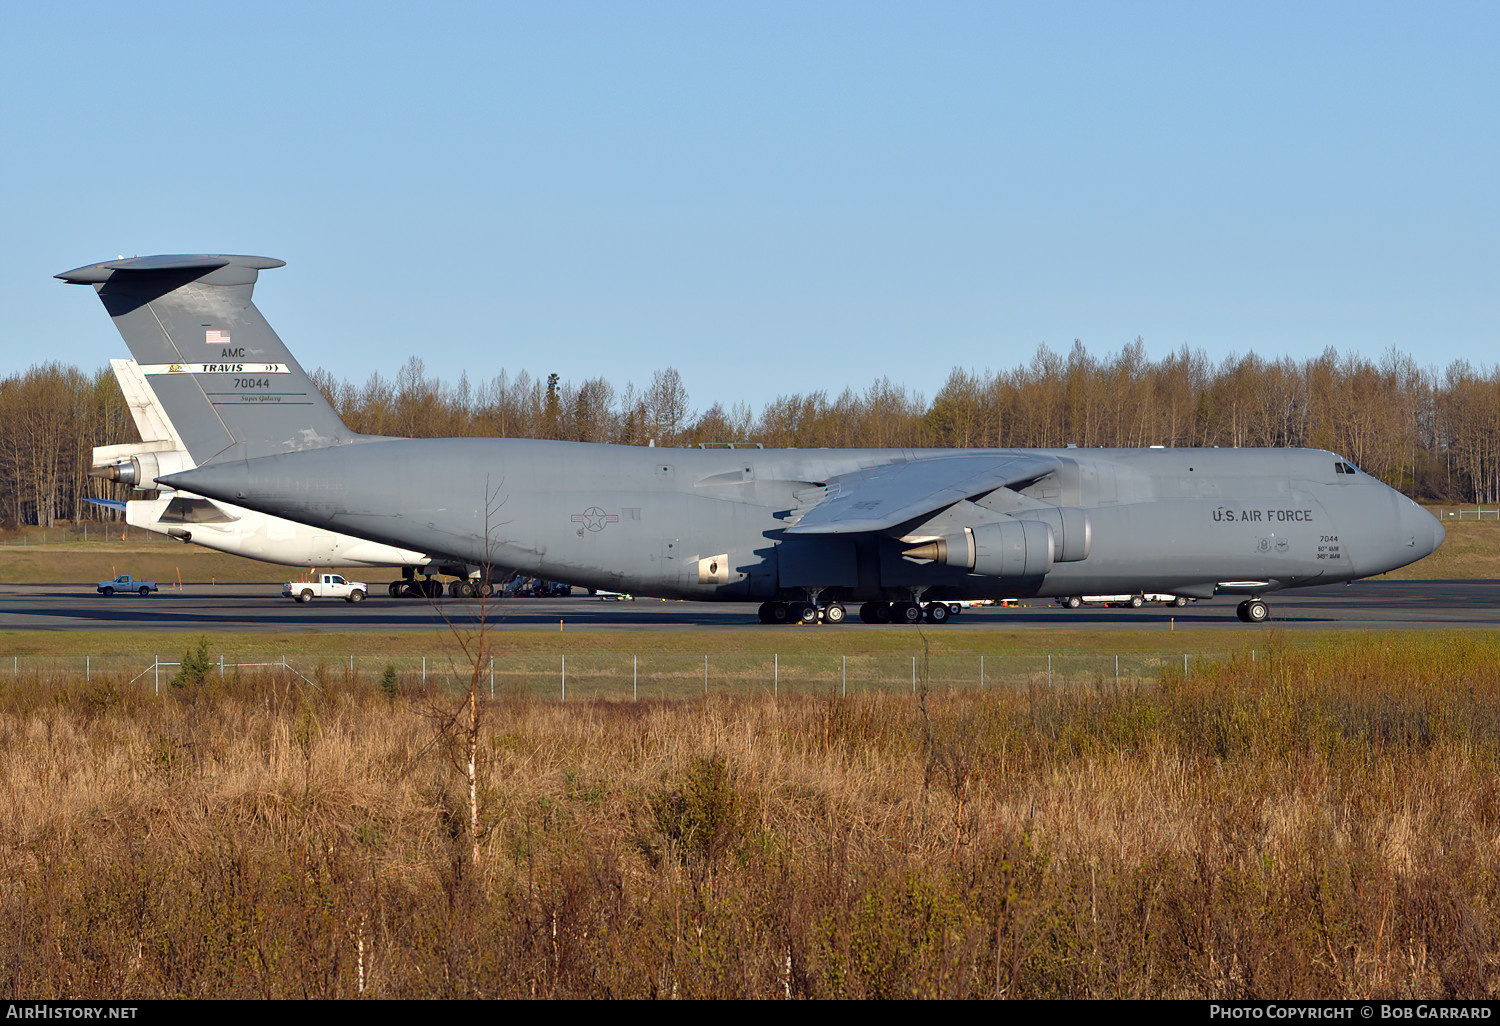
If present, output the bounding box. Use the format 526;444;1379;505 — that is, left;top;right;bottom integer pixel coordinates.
0;580;1494;632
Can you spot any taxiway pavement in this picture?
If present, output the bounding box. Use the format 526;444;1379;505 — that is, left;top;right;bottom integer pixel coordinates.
0;580;1492;633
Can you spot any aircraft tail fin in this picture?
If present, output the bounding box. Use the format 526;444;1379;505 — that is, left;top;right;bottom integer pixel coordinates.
58;255;359;465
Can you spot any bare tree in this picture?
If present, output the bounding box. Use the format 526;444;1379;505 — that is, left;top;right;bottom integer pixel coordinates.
646;367;690;445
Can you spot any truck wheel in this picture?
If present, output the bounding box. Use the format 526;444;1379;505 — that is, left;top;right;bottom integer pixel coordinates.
347;590;365;603
1129;595;1143;608
299;590;314;603
139;586;151;596
101;587;114;597
1065;596;1082;609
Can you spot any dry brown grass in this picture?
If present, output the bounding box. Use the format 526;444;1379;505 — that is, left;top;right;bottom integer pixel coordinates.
2;633;1499;998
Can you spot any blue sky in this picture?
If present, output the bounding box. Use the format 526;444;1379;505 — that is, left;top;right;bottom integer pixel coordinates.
4;1;1496;413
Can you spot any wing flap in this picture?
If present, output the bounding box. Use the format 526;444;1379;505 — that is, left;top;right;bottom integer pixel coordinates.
785;453;1060;535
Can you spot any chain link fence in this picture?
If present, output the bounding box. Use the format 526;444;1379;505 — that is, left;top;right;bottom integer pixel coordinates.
0;648;1262;699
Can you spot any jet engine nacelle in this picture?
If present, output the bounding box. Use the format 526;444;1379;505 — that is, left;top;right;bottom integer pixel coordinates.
905;518;1056;578
90;450;194;490
1010;506;1091;562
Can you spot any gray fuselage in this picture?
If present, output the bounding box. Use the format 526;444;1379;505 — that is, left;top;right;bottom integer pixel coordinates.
166;438;1444;603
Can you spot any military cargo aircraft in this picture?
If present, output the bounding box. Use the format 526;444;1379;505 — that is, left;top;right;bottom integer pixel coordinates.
59;254;1445;624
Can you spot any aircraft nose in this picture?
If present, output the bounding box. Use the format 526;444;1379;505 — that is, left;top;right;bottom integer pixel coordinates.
1417;503;1445;559
1353;490;1443;577
1389;496;1444;569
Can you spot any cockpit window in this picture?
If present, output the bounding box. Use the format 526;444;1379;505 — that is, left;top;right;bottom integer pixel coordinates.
1333;461;1359;475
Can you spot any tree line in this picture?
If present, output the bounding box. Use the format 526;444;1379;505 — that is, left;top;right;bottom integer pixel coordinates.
5;340;1499;527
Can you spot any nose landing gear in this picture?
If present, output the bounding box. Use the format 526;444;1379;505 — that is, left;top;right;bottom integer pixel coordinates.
1236;598;1270;623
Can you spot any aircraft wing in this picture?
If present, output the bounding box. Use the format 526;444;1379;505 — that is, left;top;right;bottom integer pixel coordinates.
785;453;1060;534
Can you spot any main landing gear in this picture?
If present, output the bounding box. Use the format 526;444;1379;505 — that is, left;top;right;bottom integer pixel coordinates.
386;571;497;599
445;579;496;599
757;600;825;625
1235;598;1270;623
756;599;957;625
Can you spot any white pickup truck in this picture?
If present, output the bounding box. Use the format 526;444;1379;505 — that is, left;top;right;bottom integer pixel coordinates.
97;574;157;596
283;573;368;603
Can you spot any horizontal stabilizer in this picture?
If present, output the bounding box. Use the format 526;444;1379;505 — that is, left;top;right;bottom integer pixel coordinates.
56;254;284;286
785;453;1060;534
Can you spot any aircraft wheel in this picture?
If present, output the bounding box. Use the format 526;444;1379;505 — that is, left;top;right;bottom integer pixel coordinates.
893;602;922;625
447;580;463;597
822;602;847;624
1065;596;1082;609
924;602;951;624
1171;596;1188;607
764;602;791;625
795;603;818;624
1241;598;1269;623
757;601;776;624
388;582;402;598
1129;595;1144;608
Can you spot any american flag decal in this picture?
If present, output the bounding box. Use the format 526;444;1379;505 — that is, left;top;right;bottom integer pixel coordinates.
206;329;231;345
